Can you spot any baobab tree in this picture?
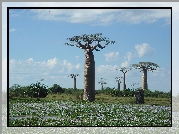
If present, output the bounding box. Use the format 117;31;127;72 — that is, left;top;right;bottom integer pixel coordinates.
98;78;107;90
68;74;79;90
65;33;116;102
132;62;159;90
116;67;131;90
115;77;122;90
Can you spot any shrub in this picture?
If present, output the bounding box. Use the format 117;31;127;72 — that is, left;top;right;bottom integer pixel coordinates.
48;84;64;94
29;81;48;98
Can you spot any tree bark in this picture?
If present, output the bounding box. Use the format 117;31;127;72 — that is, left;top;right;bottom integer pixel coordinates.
142;69;147;90
101;84;103;90
123;73;125;90
118;82;120;91
83;51;95;102
74;77;76;90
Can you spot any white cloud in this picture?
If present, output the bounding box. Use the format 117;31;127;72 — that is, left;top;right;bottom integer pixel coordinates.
29;9;119;26
96;65;119;74
135;43;155;57
63;60;73;71
150;67;170;78
9;57;81;80
121;61;129;68
2;2;175;28
9;28;16;32
116;9;171;24
27;8;171;26
47;57;58;68
9;57;83;89
104;52;119;62
75;63;80;70
125;52;133;61
121;52;133;67
27;58;33;62
8;57;171;93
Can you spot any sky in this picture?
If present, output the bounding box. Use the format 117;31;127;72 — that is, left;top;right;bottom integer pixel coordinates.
2;2;178;96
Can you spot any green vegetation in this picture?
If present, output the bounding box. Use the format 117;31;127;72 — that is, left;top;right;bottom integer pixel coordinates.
9;100;171;126
10;93;170;106
8;83;172;126
9;84;171;106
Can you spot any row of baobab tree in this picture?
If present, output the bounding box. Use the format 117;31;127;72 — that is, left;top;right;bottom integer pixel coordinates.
65;33;159;102
69;63;158;91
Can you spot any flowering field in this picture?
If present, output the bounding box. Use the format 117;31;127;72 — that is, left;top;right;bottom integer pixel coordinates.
9;100;171;126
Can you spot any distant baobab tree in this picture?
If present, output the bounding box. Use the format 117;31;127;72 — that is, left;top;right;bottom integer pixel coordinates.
68;74;79;90
98;78;107;90
116;67;132;90
115;77;122;90
65;33;116;102
132;62;159;90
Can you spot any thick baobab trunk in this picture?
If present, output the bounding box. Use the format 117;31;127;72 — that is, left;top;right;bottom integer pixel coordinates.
142;69;147;90
74;77;76;90
83;51;95;102
123;73;125;90
101;84;103;90
118;82;120;91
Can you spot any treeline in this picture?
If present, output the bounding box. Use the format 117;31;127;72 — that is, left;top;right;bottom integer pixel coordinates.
9;82;85;99
100;87;171;98
9;82;171;99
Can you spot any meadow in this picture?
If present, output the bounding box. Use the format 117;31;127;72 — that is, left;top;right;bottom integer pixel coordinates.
9;94;171;127
8;84;172;127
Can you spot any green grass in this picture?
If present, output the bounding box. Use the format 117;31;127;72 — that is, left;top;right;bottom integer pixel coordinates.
9;93;171;106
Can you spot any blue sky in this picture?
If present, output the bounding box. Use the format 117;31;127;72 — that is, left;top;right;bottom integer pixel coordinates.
8;8;171;93
2;2;179;96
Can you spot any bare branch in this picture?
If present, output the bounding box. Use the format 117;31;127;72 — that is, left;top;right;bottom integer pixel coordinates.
132;62;159;72
76;41;85;49
91;43;99;51
65;33;116;52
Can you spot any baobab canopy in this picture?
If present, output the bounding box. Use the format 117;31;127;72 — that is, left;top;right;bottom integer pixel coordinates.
65;33;116;52
132;62;159;72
